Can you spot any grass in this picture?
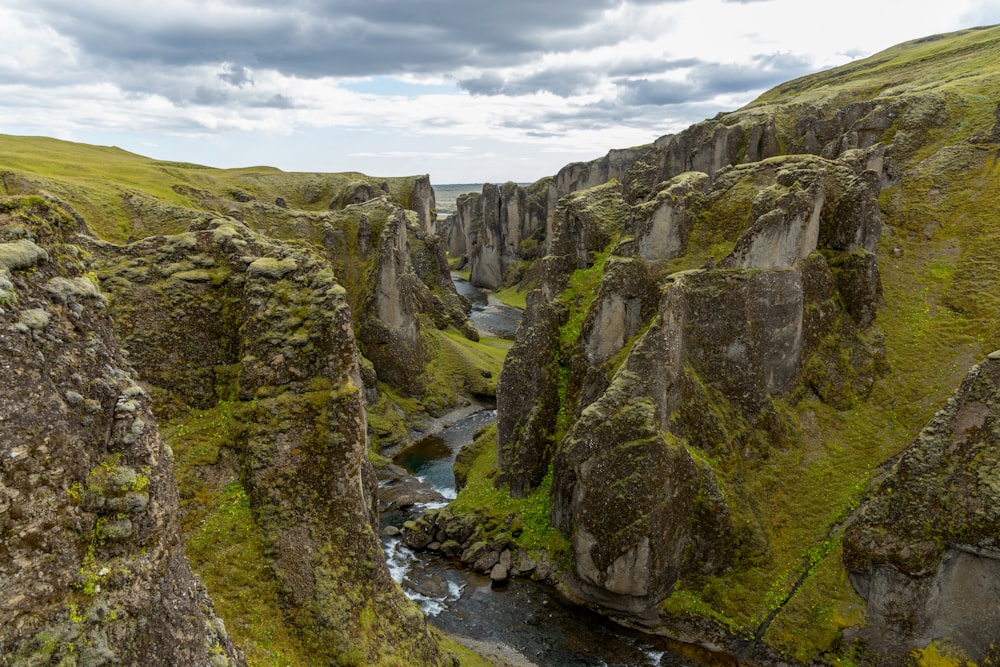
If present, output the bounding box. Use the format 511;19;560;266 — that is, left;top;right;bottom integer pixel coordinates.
418;325;512;411
492;285;528;309
557;249;613;349
0;133;428;243
634;26;1000;660
753;26;1000;116
450;423;571;559
163;402;315;666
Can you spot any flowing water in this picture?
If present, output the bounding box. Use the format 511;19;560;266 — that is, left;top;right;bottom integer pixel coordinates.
452;274;522;340
380;279;701;666
381;407;696;666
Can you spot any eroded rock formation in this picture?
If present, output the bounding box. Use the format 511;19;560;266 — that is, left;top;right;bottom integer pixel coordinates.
91;217;449;665
844;351;1000;664
0;197;244;666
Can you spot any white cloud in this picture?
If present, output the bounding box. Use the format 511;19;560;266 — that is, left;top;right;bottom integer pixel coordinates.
0;0;997;183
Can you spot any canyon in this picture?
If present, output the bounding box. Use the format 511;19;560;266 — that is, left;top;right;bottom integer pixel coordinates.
3;23;1000;667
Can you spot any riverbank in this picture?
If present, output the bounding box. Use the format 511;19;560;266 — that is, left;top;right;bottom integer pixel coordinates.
379;409;699;666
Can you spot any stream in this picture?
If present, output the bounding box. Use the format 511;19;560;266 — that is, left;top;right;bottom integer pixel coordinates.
379;278;700;666
452;273;523;340
380;408;695;667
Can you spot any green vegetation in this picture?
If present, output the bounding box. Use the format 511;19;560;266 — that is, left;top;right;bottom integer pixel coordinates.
557;249;612;349
645;25;1000;659
0;133;426;243
492;284;528;309
450;423;571;559
420;326;512;411
164;403;314;666
911;642;977;667
428;629;496;667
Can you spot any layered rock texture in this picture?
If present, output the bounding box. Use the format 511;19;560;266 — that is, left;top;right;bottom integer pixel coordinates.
844;351;1000;663
498;156;886;619
5;21;1000;667
0;197;244;665
0;159;475;663
89;218;447;665
440;24;1000;666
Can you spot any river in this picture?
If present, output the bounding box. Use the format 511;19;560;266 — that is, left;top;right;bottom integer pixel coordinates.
452;274;523;340
381;407;696;667
379;278;701;666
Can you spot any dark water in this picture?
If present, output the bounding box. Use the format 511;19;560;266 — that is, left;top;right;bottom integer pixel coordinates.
393;409;496;492
453;274;522;340
383;411;699;667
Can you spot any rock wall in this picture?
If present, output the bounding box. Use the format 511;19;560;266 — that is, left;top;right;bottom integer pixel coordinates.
0;196;244;666
496;182;630;495
443;180;554;290
843;351;1000;664
496;155;887;616
442;84;940;293
92;217;449;665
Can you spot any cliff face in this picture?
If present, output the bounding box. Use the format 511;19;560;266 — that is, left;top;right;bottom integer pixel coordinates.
90;218;448;665
0;197;243;666
496;156;885;615
0;155;473;663
442;180;554;290
843;351;1000;663
479;24;1000;664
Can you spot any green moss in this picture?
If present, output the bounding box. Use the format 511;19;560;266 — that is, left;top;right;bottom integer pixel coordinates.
247;257;298;279
911;642;977;667
449;423;571;560
0;238;48;271
186;481;314;667
762;543;867;663
492;285;527;309
428;628;495;667
417;326;512;412
163;402;314;666
558;249;612;349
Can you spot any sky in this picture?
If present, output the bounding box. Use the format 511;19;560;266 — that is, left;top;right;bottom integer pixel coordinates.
2;1;999;185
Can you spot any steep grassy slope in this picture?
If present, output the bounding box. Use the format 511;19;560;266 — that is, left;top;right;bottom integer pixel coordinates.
450;23;1000;665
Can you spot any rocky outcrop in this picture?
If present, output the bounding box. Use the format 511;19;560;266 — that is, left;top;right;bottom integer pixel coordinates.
555;146;651;197
496;182;630;495
843;351;1000;663
406;174;438;233
496;154;887;617
92;216;449;665
0;196;244;666
131;187;477;419
443;180;554;290
624;171;710;262
397;507;560;585
495;288;566;496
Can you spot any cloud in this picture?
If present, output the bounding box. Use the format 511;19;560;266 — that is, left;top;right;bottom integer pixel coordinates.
219;64;254;88
1;0;990;183
459;66;602;98
11;0;685;79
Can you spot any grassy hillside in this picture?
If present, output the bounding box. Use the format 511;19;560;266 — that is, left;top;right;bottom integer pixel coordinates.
447;23;1000;664
685;26;1000;661
0;134;425;242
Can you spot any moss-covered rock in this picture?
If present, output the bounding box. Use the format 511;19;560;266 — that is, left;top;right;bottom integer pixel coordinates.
90;217;450;665
0;196;244;666
843;351;1000;662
